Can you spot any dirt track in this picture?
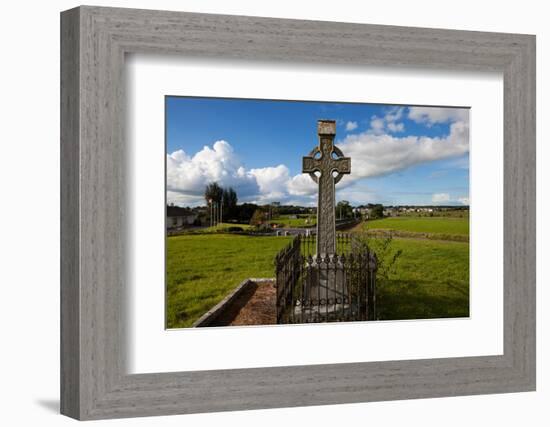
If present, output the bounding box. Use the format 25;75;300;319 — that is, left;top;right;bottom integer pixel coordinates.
210;281;277;326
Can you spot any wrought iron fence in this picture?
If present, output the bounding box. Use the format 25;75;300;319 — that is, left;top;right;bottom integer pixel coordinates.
275;234;377;324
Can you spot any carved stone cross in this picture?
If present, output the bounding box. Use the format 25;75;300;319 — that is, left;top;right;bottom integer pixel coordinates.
303;120;351;256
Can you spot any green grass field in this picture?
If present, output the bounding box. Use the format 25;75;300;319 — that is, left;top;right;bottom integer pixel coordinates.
364;216;469;236
173;222;255;235
272;214;316;228
352;216;469;318
167;234;292;328
372;238;469;319
166;216;470;327
202;222;255;232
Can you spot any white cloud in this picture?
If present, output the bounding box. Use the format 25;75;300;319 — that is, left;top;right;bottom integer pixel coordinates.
369;107;405;134
287;174;318;197
167;140;260;205
432;193;451;203
168;106;470;207
387;122;404;133
384;107;404;122
166;190;203;206
249;165;291;202
338;119;469;180
168;140;318;206
370;117;385;134
408;106;469;125
336;184;383;206
431;193;470;205
345;121;358;131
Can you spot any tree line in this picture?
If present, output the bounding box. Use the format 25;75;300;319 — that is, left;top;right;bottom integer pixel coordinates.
204;182;261;224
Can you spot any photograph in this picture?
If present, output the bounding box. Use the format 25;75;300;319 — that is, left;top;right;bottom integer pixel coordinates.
51;3;537;421
165;97;470;328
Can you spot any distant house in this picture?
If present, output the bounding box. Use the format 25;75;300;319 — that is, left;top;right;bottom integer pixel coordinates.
167;206;198;230
355;207;370;219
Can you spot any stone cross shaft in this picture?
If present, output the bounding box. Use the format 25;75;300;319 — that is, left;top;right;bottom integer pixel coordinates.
302;120;351;256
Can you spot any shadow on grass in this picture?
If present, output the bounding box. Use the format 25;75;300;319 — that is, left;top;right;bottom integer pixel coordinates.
376;279;469;320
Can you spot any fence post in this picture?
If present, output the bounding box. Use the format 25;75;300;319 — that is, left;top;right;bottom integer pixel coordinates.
367;251;377;321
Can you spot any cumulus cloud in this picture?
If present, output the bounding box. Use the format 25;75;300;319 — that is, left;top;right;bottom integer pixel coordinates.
168;106;469;206
387;122;404;133
408;106;469;125
369;117;385;134
249;165;291;202
287;174;318;197
431;193;470;205
369;106;405;134
458;196;470;205
345;121;358;131
167;140;260;205
432;193;451;203
385;107;404;122
338;119;469;180
167;140;318;206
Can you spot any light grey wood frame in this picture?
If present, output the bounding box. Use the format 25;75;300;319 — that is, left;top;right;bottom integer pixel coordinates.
60;5;536;420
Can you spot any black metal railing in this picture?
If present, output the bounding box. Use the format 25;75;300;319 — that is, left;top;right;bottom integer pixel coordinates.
275;234;377;324
298;233;356;257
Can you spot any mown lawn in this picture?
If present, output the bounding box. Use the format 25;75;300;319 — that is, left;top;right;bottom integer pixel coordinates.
166;234;292;328
272;214;316;228
365;216;469;236
167;215;471;328
199;222;254;232
371;238;470;320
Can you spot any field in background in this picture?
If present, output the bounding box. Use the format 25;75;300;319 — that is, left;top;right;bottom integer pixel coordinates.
200;222;255;232
271;214;316;228
351;216;469;242
364;216;468;235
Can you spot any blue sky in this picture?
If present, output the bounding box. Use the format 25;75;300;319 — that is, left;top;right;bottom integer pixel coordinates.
166;96;470;207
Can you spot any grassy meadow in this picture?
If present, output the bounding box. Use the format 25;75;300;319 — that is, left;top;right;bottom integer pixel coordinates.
369;238;469;319
167;234;291;328
355;216;469;242
366;216;469;235
272;214;316;228
175;222;255;234
166;215;470;327
352;217;469;318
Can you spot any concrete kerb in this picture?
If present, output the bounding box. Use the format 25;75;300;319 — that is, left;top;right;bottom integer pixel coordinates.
192;278;275;327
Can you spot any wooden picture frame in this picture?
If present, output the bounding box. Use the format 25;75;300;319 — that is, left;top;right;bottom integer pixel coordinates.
60;5;536;420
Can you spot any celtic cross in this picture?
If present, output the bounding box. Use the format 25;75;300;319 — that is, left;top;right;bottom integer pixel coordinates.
302;120;351;256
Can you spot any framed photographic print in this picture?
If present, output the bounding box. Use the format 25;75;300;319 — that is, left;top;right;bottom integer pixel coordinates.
61;6;536;420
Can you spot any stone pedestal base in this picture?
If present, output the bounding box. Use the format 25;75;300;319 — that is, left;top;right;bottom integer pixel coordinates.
293;259;355;322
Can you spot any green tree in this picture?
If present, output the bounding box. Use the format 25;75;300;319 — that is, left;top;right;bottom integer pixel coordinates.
222;187;238;219
204;182;223;205
336;200;353;219
249;208;265;227
236;203;258;223
205;182;223;226
369;204;384;219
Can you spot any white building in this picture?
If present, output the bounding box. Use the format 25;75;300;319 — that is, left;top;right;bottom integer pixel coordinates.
167;206;198;230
